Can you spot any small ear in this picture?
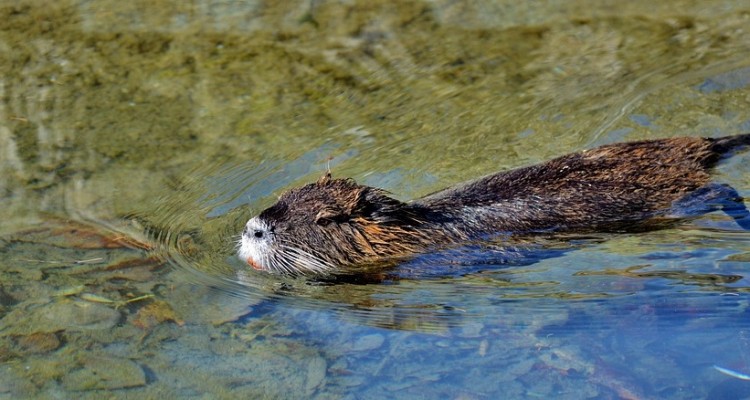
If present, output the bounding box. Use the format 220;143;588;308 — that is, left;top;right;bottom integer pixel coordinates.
341;186;379;218
315;208;344;225
358;188;406;222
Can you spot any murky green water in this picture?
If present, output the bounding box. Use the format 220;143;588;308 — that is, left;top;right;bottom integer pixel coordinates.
3;1;750;398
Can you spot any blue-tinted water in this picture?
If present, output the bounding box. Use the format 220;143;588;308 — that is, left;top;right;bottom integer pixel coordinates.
2;1;750;399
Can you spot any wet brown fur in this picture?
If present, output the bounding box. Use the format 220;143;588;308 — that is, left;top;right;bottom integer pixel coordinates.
249;134;750;270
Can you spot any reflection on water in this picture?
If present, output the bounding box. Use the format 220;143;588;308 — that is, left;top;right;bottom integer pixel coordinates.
3;0;750;398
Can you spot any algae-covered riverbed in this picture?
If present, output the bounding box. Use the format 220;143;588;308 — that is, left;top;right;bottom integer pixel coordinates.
2;1;750;398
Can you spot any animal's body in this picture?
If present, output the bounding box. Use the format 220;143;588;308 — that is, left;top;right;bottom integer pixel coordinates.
238;134;750;274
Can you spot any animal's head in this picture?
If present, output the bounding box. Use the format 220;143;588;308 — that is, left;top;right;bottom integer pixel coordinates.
237;174;415;274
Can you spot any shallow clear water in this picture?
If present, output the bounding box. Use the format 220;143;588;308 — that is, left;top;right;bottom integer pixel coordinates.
3;1;750;398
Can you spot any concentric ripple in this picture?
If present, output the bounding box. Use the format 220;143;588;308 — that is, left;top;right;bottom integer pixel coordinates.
142;139;750;331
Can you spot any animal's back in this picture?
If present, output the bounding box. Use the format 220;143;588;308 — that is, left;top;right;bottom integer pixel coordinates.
419;135;750;233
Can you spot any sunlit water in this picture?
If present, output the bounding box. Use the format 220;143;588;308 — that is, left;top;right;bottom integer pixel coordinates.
3;1;750;399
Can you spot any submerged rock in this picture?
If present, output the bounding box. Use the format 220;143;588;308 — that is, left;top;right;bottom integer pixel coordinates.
62;356;146;391
351;334;385;352
39;300;121;331
306;356;327;394
0;299;121;336
131;300;184;330
15;332;62;354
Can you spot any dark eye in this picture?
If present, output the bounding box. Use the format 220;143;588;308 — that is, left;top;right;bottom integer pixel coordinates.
254;230;264;238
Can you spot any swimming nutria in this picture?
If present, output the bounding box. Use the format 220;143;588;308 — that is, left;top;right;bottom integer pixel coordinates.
238;134;750;274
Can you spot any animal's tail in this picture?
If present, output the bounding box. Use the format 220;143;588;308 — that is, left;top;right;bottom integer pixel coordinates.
705;134;750;230
710;133;750;157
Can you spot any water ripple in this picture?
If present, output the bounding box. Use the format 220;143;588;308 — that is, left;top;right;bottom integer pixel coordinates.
144;145;750;331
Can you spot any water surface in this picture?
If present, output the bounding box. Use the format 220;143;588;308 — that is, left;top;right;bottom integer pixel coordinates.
2;1;750;398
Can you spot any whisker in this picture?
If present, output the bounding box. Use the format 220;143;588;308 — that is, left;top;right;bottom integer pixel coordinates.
280;245;336;273
277;245;321;272
289;250;330;272
278;256;297;275
276;253;297;274
268;249;294;274
238;233;338;275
